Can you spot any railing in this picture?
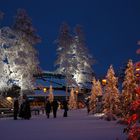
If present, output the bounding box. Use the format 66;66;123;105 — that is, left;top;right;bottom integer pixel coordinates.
0;108;13;118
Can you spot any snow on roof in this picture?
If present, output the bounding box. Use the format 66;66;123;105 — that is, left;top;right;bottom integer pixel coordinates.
34;90;68;96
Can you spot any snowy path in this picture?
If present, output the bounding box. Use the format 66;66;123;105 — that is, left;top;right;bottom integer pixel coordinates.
0;109;126;140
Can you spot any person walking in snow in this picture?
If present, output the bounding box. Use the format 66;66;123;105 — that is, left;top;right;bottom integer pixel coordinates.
62;100;68;117
51;100;58;118
19;94;31;120
45;100;51;118
13;97;19;120
86;98;90;114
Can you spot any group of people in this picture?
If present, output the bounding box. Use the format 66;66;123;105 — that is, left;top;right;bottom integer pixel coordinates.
13;94;31;120
13;95;69;120
45;99;68;118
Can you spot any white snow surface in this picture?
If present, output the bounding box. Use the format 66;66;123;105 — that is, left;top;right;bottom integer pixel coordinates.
0;109;126;140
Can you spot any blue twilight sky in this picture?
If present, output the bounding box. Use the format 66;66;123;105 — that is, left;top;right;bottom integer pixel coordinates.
0;0;140;77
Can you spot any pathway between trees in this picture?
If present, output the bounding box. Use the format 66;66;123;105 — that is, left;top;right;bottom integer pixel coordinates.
0;109;126;140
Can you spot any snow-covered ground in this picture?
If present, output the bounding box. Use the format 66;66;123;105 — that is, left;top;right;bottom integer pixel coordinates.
0;109;126;140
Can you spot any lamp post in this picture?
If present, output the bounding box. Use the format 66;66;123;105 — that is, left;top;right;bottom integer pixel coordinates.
43;87;48;103
101;79;107;93
101;78;107;110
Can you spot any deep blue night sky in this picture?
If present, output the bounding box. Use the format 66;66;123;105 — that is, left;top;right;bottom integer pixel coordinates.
1;0;140;77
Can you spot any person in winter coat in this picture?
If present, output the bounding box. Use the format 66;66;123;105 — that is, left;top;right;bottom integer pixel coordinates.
51;100;58;118
19;94;31;120
45;100;51;118
63;100;68;117
13;97;19;120
86;98;90;114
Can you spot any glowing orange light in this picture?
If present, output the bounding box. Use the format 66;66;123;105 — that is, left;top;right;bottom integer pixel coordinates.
136;74;140;77
136;68;140;71
102;79;107;86
6;97;12;101
43;88;47;93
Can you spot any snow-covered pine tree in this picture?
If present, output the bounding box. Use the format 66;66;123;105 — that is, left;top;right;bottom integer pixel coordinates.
55;23;95;89
48;85;54;102
96;80;103;97
12;9;40;95
69;88;77;109
0;27;39;95
89;78;103;113
0;9;40;96
89;78;97;113
73;25;94;87
96;80;103;113
13;9;40;45
0;27;19;91
55;23;76;87
121;59;137;117
103;65;120;115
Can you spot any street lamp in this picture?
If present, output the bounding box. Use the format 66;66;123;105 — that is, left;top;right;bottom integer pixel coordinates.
101;79;107;98
75;89;78;95
102;79;107;86
43;87;47;93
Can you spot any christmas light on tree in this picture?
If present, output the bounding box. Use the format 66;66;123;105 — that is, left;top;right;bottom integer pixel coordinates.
48;85;54;102
103;65;120;117
89;78;97;113
121;59;137;117
69;88;77;109
55;23;94;88
0;9;40;96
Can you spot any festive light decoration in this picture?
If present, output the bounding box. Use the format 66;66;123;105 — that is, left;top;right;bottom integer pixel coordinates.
48;85;54;102
89;78;102;113
0;9;40;96
55;23;94;88
134;62;140;84
102;79;107;86
13;9;41;45
6;96;12;101
124;86;140;139
43;87;47;93
103;65;120;116
121;60;137;117
124;40;140;139
69;88;77;109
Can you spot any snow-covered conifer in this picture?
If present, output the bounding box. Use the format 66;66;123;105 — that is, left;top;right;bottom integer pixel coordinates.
121;59;137;116
48;85;54;102
55;24;95;88
89;78;97;113
69;88;77;109
103;65;120;115
13;9;40;45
